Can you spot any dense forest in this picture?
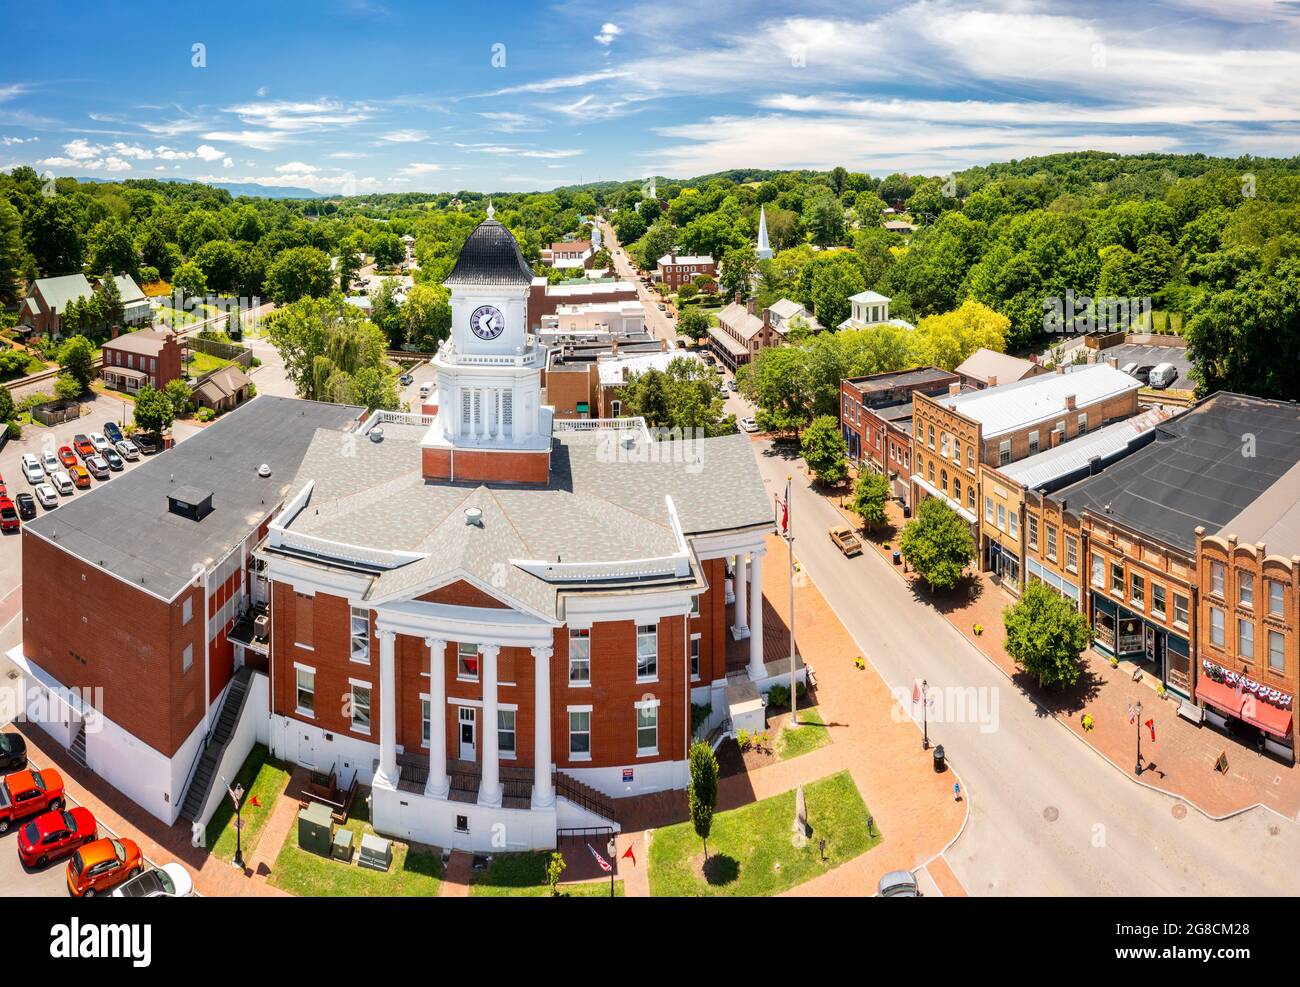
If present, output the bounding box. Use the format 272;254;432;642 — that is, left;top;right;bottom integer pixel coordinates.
3;150;1300;400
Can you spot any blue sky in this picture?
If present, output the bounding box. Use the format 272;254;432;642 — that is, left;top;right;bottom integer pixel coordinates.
2;0;1297;193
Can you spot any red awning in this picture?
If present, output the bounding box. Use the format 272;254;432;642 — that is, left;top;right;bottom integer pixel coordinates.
1243;698;1294;739
1196;678;1243;718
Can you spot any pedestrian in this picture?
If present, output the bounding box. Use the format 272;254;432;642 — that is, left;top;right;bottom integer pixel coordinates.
953;782;962;802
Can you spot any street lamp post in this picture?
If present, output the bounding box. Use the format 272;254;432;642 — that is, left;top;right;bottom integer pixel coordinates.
921;679;930;750
231;782;246;870
606;836;617;898
1134;700;1144;776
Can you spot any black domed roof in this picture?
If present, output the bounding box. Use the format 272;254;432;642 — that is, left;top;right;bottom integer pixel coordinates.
444;218;535;287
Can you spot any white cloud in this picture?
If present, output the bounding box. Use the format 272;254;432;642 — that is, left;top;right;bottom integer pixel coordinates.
397;162;442;175
223;157;234;168
1;135;37;145
194;144;224;161
478;111;539;133
378;129;429;143
594;22;621;45
276;161;319;174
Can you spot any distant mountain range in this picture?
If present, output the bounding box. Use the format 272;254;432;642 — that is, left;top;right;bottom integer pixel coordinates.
75;175;322;199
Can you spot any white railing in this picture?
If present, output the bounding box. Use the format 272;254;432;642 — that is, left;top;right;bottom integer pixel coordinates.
274;529;425;570
359;409;437;433
553;416;648;433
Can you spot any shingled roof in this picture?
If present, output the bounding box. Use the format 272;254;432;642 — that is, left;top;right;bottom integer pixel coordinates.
444;218;535;287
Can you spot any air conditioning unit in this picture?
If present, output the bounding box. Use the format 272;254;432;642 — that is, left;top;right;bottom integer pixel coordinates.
254;614;270;638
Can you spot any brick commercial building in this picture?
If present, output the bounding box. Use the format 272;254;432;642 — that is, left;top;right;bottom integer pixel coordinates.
656;253;716;291
841;367;960;501
910;362;1141;524
527;277;639;325
100;327;184;393
11;210;783;850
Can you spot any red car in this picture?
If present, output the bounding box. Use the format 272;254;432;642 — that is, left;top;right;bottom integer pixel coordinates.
0;768;65;833
72;434;95;460
57;446;77;469
0;495;17;532
17;807;97;868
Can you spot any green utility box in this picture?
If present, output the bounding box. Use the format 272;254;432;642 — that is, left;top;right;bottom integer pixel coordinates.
331;826;355;862
359;833;392;872
297;801;334;856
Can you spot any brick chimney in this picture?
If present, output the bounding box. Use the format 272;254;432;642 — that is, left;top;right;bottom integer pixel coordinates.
1065;394;1077;411
1055;364;1066;375
948;382;961;396
986;375;998;388
746;297;756;316
734;291;743;304
1106;356;1119;369
110;324;120;339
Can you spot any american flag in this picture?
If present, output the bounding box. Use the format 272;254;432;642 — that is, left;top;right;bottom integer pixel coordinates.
775;477;791;535
588;844;612;873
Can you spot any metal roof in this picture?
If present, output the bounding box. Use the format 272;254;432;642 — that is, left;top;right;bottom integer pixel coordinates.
444;219;535;287
996;408;1172;493
954;347;1039;384
937;363;1139;438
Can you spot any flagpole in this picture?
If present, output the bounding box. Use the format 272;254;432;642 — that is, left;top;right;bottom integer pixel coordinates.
787;475;798;729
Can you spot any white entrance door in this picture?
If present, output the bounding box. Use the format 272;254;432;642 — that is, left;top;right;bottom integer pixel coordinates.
458;707;477;761
297;729;317;769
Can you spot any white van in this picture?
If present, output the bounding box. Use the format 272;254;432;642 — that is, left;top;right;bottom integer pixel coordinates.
418;382;433;399
1148;363;1178;389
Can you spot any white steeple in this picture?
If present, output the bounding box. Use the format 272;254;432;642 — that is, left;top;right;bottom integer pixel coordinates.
756;205;773;260
486;198;495;220
591;220;603;251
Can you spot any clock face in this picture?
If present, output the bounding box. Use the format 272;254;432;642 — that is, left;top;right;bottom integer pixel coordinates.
470;304;505;340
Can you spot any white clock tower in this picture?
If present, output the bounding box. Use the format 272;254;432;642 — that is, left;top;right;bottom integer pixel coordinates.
421;206;553;484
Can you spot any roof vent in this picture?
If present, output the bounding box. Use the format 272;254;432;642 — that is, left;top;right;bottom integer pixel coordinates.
464;507;484;526
168;486;214;523
257;464;272;478
370;427;385;443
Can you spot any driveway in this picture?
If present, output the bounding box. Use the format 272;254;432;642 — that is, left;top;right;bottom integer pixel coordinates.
1102;342;1194;390
747;438;1300;895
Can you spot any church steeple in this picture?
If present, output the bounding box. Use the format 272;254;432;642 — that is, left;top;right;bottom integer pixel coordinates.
756;205;773;260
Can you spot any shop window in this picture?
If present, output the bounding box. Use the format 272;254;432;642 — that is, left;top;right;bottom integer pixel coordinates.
1151;583;1166;619
1173;593;1189;629
1130;572;1145;609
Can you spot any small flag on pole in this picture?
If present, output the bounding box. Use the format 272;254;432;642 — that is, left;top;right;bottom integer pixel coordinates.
912;681;921;705
1127;703;1136;725
588;844;612;873
248;795;261;808
622;844;636;866
1145;718;1156;742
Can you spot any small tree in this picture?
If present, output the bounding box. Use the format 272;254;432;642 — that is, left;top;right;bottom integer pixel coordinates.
164;378;193;418
1004;581;1094;688
899;497;974;590
54;373;82;401
800;414;849;486
545;851;566;897
0;385;14;423
676;306;709;343
132;383;175;436
58;334;96;390
688;740;719;861
851;469;891;530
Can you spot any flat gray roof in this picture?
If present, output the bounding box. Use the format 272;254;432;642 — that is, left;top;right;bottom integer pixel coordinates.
1056;393;1300;554
27;396;363;599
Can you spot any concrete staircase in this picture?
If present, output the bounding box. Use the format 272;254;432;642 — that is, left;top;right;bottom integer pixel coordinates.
68;723;87;768
554;769;618;826
180;667;253;823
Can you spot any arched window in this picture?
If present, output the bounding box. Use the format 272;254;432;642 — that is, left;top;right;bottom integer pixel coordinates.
941;469;949;493
953;477;962;503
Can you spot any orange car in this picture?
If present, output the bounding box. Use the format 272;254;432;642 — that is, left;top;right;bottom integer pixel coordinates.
57;446;77;470
69;465;91;489
66;836;142;897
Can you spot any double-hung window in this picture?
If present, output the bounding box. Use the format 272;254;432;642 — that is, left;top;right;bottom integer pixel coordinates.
457;642;479;681
350;606;370;663
498;709;516;756
636;701;659;756
568;709;591;759
296;665;315;716
569;628;591;684
1238;619;1254;660
636;624;658;681
349;682;371;733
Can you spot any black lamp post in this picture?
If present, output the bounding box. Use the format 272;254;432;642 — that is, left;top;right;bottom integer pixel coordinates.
921;679;930;750
231;782;246;870
1134;700;1144;776
606;836;617;898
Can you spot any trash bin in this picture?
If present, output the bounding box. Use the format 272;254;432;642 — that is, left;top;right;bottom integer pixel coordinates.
892;550;902;565
903;504;912;519
933;744;946;772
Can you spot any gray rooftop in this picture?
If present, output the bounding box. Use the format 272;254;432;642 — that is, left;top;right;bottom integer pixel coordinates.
27;397;363;599
1056;393;1300;554
847;366;955;396
444;219;535;287
277;426;773;618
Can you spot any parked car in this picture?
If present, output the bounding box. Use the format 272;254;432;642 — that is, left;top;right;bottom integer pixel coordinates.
1148;362;1178;389
14;493;36;520
134;433;160;455
102;421;124;445
1120;361;1138;377
0;768;66;833
418;382;433;399
66;836;143;897
72;434;95;460
34;484;59;510
50;471;74;496
57;446;77;470
85;455;110;480
40;450;60;475
103;448;124;471
20;454;43;485
0;495;18;532
88;432;113;455
1132;365;1155;385
878;870;922;897
70;465;91;490
738;417;758;432
112;862;194;898
114;440;140;461
399;372;413;386
17;807;97;868
0;732;26;771
726;379;738;392
829;524;863;557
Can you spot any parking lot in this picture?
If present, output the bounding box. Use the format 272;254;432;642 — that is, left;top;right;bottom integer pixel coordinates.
1102;342;1194;390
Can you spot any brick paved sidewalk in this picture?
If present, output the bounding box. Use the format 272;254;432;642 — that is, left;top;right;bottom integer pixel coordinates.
617;531;968;897
832;494;1300;822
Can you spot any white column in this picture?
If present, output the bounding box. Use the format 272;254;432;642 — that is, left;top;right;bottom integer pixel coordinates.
732;552;750;639
747;550;766;679
531;646;554;808
375;629;398;787
495;389;504;439
478;644;502;807
424;637;448;798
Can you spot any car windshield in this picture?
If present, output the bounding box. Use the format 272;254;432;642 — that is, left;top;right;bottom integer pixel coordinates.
157;870;175;895
112;838;125;862
0;734;12;753
70;851;84;876
22;821;38;844
31;772;45;792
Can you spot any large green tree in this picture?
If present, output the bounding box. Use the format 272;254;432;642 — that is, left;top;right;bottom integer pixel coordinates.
800;414;849;486
851;469;891;530
265;246;333;305
899;497;975;591
618;357;732;436
1003;581;1094;688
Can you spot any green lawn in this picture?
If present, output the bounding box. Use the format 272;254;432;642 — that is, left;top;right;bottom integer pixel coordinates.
268;796;443;897
186;351;233;376
649;770;880;897
778;706;832;761
204;744;291;863
469;850;624;897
